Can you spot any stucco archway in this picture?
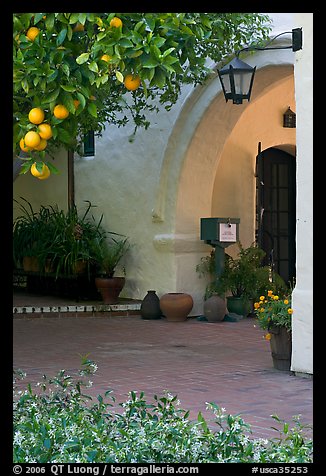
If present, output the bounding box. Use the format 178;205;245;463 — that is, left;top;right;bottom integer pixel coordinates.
154;61;296;314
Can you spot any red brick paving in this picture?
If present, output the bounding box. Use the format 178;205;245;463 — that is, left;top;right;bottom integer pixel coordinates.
13;309;313;440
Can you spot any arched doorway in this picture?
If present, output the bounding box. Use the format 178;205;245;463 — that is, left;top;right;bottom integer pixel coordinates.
256;147;296;286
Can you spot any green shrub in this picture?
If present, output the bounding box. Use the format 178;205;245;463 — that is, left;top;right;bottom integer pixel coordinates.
13;359;313;463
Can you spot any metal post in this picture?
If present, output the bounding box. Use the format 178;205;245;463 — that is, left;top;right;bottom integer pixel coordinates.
214;245;225;278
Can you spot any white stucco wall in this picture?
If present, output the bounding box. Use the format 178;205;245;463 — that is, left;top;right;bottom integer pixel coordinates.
291;13;313;375
13;148;68;220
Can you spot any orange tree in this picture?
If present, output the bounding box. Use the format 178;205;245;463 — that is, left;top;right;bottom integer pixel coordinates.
13;12;271;178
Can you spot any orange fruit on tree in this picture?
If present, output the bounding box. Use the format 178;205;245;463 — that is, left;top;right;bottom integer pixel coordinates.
28;107;45;125
101;54;111;62
124;74;141;91
30;162;49;178
37;165;51;180
53;104;69;119
24;131;41;148
33;138;47;151
26;27;40;41
73;22;85;32
19;138;31;153
38;123;53;140
110;17;123;28
73;99;80;109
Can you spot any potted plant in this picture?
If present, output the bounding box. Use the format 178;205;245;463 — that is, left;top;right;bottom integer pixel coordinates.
197;242;286;317
13;198;55;273
94;235;131;304
47;202;106;279
13;198;108;298
254;290;293;371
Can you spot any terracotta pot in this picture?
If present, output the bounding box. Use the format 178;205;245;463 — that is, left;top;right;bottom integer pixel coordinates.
141;290;162;320
95;277;125;304
72;260;87;275
23;256;40;272
160;292;193;322
204;295;227;322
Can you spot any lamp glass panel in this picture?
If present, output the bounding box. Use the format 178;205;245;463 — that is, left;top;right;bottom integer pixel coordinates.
234;70;253;96
220;73;231;93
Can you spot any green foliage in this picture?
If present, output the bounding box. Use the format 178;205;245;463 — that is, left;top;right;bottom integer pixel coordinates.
13;13;272;172
93;235;131;278
197;242;287;301
13;360;313;463
13;197;107;277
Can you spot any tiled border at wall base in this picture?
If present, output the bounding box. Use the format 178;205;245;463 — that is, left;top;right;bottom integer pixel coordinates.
13;302;142;319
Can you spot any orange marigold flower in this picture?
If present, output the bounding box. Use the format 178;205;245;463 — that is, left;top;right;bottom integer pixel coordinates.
284;299;289;305
268;290;273;296
259;296;265;301
288;308;293;314
265;333;272;340
273;295;279;300
254;302;260;309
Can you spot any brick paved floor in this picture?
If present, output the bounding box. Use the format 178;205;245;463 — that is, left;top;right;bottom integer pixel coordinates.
13;308;313;440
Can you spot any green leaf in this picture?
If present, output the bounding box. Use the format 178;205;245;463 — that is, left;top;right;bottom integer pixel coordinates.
21;79;29;94
76;92;86;109
69;13;80;24
45;14;55;31
78;13;87;25
43;88;60;104
162;47;176;58
150;68;166;89
119;38;133;48
46;162;60;174
60;84;76;92
115;71;124;83
57;127;73;144
87;102;97;118
141;54;159;68
56;28;67;46
60;63;70;78
19;161;33;175
88;61;99;73
33;13;44;25
76;53;90;65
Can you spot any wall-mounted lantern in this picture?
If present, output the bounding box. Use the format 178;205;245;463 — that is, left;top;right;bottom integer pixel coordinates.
217;28;303;105
283;106;296;128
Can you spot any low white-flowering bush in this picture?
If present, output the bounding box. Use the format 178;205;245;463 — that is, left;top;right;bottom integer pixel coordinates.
13;358;313;463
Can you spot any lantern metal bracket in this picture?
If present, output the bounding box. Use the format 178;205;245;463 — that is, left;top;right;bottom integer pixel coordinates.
236;28;302;56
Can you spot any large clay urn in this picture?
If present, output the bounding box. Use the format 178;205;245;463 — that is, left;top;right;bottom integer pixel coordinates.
160;292;193;322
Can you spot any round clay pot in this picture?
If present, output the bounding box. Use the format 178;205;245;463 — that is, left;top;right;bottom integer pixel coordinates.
160;292;193;322
141;290;162;319
203;295;227;322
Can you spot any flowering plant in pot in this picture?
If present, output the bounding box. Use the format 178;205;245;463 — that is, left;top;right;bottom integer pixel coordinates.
93;235;130;304
254;290;293;370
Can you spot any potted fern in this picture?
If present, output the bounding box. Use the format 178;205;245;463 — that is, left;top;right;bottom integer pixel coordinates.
94;235;131;304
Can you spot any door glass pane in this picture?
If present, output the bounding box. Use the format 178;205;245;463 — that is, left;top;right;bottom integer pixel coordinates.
278;163;288;186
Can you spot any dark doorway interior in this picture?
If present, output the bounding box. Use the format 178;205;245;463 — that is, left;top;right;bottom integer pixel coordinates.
256;147;296;286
